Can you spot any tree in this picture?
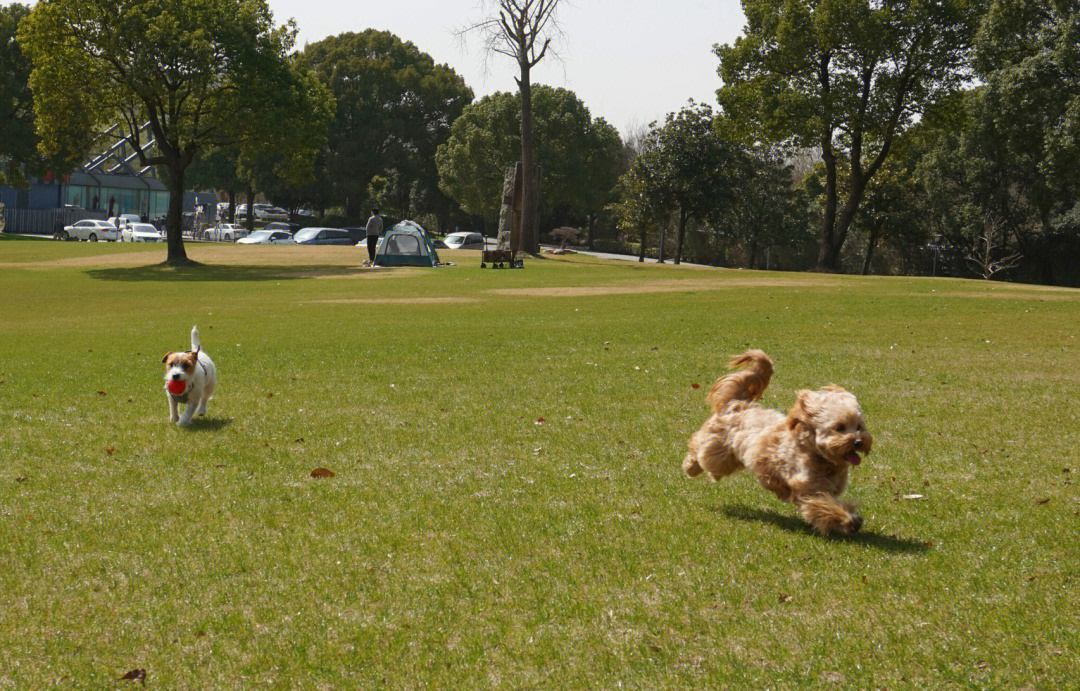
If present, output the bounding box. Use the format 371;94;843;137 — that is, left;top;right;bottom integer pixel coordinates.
463;0;564;254
298;31;473;220
436;86;624;232
638;102;745;264
608;158;665;263
19;0;330;265
716;0;978;272
0;3;66;186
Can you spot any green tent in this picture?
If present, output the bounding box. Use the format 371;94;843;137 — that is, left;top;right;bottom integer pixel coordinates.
373;221;441;267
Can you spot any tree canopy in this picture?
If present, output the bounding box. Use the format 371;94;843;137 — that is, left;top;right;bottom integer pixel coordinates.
435;85;623;228
0;3;64;186
716;0;979;271
297;30;474;220
19;0;331;263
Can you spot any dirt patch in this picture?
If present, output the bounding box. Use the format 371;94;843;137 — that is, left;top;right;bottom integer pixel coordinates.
487;277;841;298
308;297;478;305
932;291;1080;302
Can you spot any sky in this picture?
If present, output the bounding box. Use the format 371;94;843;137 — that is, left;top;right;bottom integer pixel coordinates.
267;0;748;136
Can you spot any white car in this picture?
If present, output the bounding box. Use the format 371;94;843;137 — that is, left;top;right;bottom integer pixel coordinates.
236;204;289;222
442;232;486;250
121;223;164;243
201;223;248;242
63;219;118;242
236;230;294;245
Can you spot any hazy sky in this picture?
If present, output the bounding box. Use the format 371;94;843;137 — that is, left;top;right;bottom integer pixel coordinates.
267;0;748;136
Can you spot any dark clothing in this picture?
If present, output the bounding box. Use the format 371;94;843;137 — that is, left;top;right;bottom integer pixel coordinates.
367;235;378;263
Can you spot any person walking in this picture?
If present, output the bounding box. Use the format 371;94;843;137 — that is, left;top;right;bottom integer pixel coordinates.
365;208;383;265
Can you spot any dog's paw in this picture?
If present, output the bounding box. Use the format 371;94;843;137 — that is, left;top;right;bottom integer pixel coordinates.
841;514;863;536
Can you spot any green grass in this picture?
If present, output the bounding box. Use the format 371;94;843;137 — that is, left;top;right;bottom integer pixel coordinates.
1;236;1078;687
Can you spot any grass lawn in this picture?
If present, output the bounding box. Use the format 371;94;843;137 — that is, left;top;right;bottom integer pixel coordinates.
1;234;1078;687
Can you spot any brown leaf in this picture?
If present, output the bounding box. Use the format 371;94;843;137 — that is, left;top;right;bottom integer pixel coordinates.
779;594;792;603
1035;498;1050;505
649;644;661;652
118;668;146;684
105;446;116;456
535;417;545;425
310;468;335;479
15;477;27;483
691;383;701;389
925;541;934;548
294;437;304;443
97;391;107;396
266;392;274;398
196;630;207;637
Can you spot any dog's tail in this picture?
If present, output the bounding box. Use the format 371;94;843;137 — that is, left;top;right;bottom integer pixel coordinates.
190;326;201;353
707;350;773;413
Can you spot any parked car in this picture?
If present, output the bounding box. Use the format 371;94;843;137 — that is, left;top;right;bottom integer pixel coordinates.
64;219;118;242
442;232;486;250
236;230;294;245
201;223;248;242
236;204;289;222
121;223;165;243
294;227;354;245
108;214;141;227
264;221;300;233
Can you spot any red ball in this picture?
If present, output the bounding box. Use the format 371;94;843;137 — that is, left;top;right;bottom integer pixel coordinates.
167;379;187;395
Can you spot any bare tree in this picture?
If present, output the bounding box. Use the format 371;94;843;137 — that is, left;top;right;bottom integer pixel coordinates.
462;0;563;255
966;215;1022;280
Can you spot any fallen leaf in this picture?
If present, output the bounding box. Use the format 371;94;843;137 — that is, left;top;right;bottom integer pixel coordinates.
118;668;146;684
779;594;792;603
649;644;661;652
196;630;207;637
266;392;274;398
691;383;701;389
310;468;335;479
105;446;116;456
900;494;925;500
861;574;867;583
975;661;988;669
15;477;27;483
97;391;107;396
925;541;934;547
535;417;545;425
1035;498;1050;505
294;437;304;443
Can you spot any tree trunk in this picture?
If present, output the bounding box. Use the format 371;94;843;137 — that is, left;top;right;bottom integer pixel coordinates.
227;189;236;224
245;186;255;232
587;212;596;250
519;62;540;255
165;163;189;265
639;225;647;263
861;220;883;275
674;207;687;265
657;219;667;263
815;137;840;273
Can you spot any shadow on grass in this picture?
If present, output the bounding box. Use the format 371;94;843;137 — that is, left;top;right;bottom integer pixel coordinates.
183;417;233;431
719;504;930;554
85;262;374;283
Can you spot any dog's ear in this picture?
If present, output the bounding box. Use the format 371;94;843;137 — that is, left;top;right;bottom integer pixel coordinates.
821;384;847;394
192;346;200;357
161;351;173;364
786;390;815;431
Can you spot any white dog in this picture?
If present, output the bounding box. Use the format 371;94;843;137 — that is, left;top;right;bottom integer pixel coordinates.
161;326;217;425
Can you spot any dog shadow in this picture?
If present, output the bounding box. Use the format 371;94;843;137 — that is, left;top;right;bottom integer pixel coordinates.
719;504;930;554
183;417;233;431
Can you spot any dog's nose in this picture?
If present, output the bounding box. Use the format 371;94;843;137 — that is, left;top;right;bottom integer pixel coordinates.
171;373;182;381
853;437;864;450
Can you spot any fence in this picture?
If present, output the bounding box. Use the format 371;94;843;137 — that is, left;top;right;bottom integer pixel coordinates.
1;207;108;236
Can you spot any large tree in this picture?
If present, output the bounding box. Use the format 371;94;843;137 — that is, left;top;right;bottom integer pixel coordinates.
0;3;64;186
19;0;330;265
464;0;563;254
436;86;623;232
297;31;473;221
716;0;978;272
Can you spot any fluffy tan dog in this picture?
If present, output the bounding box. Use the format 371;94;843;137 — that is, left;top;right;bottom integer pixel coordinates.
683;350;872;536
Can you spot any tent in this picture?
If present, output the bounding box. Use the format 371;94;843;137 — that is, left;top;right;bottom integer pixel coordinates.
373;220;441;267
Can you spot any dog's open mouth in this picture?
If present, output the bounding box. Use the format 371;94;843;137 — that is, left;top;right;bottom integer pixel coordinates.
845;451;862;466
